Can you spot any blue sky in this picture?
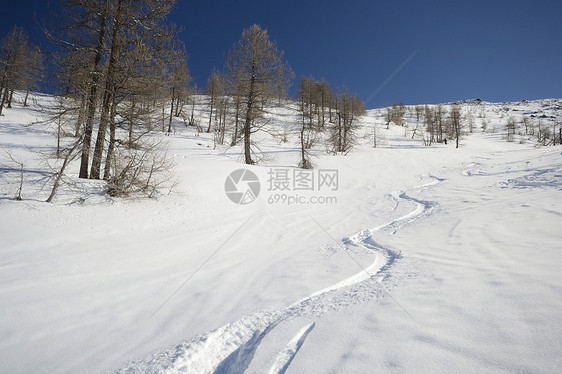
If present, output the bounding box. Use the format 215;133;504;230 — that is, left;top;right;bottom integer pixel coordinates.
2;0;561;108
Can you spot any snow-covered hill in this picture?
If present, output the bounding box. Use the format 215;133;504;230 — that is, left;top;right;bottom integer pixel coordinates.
1;94;561;373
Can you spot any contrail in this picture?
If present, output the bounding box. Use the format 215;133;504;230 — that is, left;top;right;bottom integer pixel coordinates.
366;49;419;104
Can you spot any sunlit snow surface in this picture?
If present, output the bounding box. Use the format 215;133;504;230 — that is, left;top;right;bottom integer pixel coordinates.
1;93;561;373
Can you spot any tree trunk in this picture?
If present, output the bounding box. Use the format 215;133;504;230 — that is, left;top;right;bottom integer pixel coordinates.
90;86;114;178
244;67;256;164
300;114;309;168
168;87;175;133
0;88;7;116
47;138;82;203
161;101;166;132
24;86;30;107
128;100;136;147
321;91;325;128
7;88;14;108
207;94;214;133
0;30;16;116
75;93;87;137
57;114;62;157
174;96;182;117
221;101;227;144
456;130;459;148
90;0;123;179
103;95;118;180
189;98;195;126
337;113;342;152
232;95;240;146
79;0;110;179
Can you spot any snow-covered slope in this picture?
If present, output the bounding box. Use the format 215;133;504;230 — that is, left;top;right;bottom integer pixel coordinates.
1;94;561;373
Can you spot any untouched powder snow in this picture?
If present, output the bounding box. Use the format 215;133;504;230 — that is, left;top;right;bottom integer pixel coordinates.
0;94;561;373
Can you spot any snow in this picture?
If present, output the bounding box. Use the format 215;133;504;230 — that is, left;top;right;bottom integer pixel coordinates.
1;93;561;373
268;322;315;374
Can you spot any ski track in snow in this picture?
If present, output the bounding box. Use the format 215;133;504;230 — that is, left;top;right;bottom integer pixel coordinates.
268;322;315;374
115;176;444;374
500;167;562;190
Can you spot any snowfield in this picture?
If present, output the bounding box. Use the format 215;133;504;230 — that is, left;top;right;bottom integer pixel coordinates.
1;94;561;373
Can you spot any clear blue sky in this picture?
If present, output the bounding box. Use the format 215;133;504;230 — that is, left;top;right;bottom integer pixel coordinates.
2;0;561;108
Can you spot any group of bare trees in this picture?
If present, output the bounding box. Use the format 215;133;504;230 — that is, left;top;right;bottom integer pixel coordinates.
416;105;444;145
296;77;319;168
166;46;192;134
506;115;561;146
423;104;463;148
2;14;370;199
296;76;365;167
296;77;334;130
534;120;561;146
381;103;464;148
198;26;365;168
45;0;187;197
328;89;366;154
196;25;294;164
384;102;407;128
0;26;43;115
410;102;561;148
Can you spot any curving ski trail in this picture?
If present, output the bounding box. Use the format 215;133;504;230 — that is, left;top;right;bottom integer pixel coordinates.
115;176;444;374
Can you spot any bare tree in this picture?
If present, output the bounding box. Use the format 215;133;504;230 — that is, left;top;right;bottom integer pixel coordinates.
0;26;42;114
329;89;365;154
466;107;475;133
0;150;25;200
449;104;463;148
224;24;294;164
521;116;532;135
165;45;191;134
296;76;316;168
206;70;222;133
415;105;423;123
383;102;406;129
46;137;83;203
384;107;393;129
435;104;447;143
44;0;181;197
506;116;516;142
424;105;435;145
229;90;243;146
372;123;385;148
59;0;110;179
